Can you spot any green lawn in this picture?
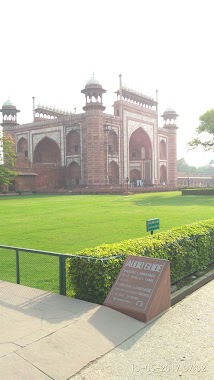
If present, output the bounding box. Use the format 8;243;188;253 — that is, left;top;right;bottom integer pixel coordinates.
0;191;214;253
0;191;213;292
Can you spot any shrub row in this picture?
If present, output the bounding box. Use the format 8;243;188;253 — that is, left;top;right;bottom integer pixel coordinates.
182;188;214;195
70;186;180;195
67;219;214;304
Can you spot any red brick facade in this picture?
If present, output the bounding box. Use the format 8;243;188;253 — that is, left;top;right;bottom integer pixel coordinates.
1;76;178;191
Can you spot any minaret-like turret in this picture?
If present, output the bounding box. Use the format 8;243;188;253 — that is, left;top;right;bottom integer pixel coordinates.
161;107;178;128
161;106;179;186
81;74;106;112
80;75;107;186
0;98;20;128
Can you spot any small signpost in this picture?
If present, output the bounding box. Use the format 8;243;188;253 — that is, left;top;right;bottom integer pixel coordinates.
146;218;160;235
104;255;170;323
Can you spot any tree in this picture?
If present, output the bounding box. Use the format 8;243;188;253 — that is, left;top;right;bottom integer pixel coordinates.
0;133;17;188
177;158;189;173
177;158;198;174
189;109;214;151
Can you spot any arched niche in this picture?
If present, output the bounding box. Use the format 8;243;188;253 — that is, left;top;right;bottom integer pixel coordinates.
67;161;81;185
130;169;141;186
108;161;119;184
160;164;167;184
131;149;140;159
160;139;167;159
108;130;119;155
129;127;152;161
17;137;28;158
33;137;61;165
66;130;80;156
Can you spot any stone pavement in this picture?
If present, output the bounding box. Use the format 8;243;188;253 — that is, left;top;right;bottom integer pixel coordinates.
0;280;214;379
71;280;214;380
0;280;144;379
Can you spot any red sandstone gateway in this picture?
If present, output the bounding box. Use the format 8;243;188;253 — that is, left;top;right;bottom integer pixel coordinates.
0;75;178;192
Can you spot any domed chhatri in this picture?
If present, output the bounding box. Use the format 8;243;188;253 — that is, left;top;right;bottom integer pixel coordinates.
0;98;20;126
161;106;178;129
162;106;178;117
81;74;106;111
85;73;102;88
2;98;16;109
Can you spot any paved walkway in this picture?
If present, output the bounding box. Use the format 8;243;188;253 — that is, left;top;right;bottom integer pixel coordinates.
0;280;213;379
0;281;144;379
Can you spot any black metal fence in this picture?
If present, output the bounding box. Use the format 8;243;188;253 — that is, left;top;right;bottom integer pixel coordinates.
0;245;121;296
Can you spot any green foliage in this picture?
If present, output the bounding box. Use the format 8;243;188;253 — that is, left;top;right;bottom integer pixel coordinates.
182;188;214;195
16;190;22;195
67;220;214;304
67;257;124;304
0;133;17;187
189;109;214;151
177;158;190;173
177;157;210;174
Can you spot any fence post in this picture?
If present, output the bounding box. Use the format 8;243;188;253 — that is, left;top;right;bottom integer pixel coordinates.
16;249;20;284
59;255;66;296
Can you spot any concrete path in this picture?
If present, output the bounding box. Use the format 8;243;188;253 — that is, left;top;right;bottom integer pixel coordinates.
71;280;214;380
0;281;144;379
0;280;213;379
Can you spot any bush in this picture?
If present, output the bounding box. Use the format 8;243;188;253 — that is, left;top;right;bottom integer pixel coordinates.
182;188;214;195
67;219;214;304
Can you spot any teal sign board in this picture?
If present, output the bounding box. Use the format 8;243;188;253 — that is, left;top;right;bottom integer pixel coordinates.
146;218;160;232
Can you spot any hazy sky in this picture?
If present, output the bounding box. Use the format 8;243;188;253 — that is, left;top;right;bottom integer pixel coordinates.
1;0;214;167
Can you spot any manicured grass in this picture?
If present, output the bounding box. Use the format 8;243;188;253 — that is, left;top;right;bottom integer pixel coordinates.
0;191;213;292
0;192;214;252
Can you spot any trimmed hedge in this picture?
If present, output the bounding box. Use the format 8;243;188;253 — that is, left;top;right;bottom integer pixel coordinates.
182;188;214;195
67;219;214;304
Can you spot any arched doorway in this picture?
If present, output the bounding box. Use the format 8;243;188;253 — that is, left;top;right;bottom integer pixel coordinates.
67;161;81;186
130;169;141;187
33;137;61;165
159;140;167;159
66;130;80;156
129;128;152;160
108;130;118;155
129;127;152;184
17;137;28;158
108;161;119;184
160;165;167;184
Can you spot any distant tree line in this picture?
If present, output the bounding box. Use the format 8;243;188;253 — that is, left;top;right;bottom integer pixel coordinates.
177;157;214;175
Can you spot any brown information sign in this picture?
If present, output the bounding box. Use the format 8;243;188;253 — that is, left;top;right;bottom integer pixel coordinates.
104;256;170;323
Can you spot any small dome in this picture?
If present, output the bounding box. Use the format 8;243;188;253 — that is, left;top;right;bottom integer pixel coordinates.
0;97;20;114
85;74;102;88
161;106;178;119
3;98;14;107
163;106;177;114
